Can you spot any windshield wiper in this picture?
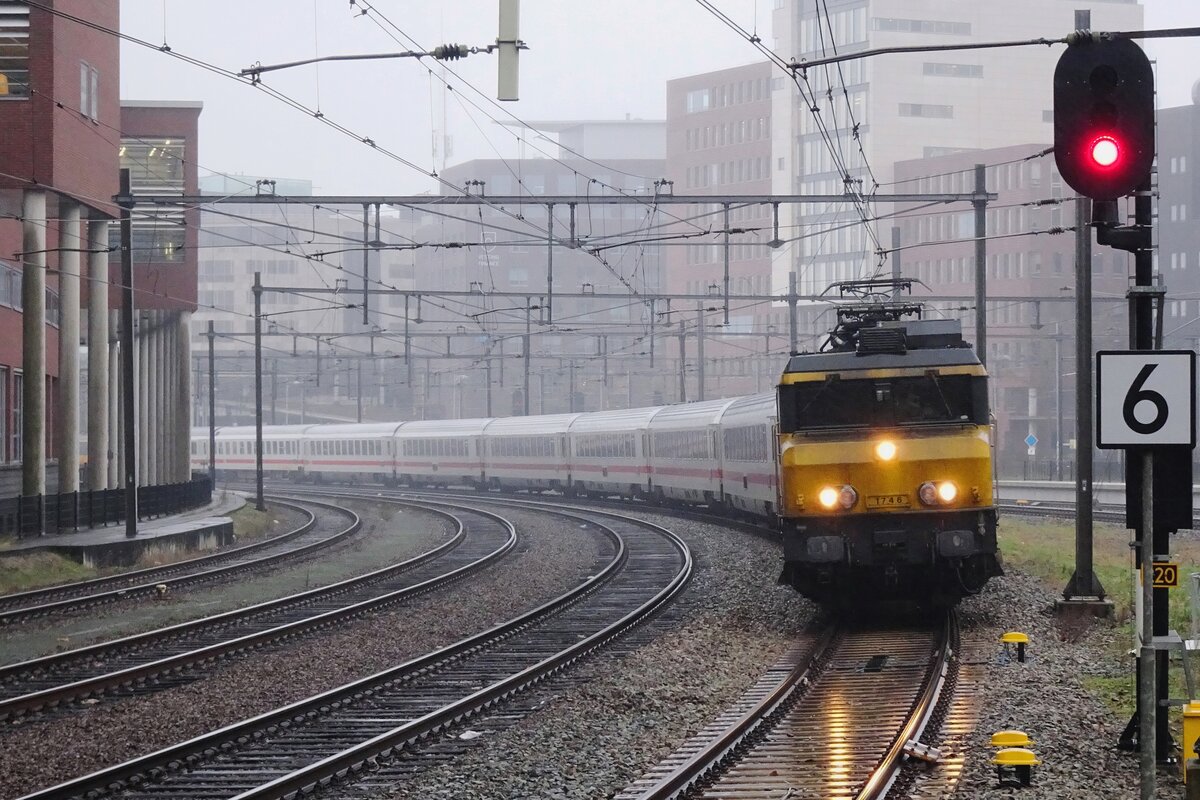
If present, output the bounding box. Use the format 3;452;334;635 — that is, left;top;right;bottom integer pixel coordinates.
798;375;839;416
925;370;957;419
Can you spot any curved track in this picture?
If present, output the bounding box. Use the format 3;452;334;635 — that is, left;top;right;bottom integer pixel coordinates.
0;498;363;625
18;500;692;800
0;499;510;720
619;615;954;800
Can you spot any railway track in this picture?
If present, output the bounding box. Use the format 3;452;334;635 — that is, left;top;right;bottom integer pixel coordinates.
18;500;692;800
618;615;954;800
0;498;510;721
997;500;1127;524
0;497;362;626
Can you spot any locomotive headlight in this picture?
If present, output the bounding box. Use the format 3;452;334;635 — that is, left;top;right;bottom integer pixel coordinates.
818;486;840;509
874;440;897;461
919;480;959;506
818;485;857;510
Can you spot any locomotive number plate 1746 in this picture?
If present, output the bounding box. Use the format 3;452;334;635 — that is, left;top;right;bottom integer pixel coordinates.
867;494;910;509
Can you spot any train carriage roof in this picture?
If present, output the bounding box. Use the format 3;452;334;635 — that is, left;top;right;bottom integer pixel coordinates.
483;413;582;436
207;424;321;440
647;398;738;431
392;418;494;437
717;393;777;426
568;405;664;434
305;422;408;439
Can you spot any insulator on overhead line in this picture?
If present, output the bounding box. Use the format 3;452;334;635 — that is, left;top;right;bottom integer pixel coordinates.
432;44;469;61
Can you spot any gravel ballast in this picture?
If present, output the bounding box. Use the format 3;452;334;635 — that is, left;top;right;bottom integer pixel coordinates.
350;511;1158;800
0;501;606;800
367;512;815;800
946;568;1148;799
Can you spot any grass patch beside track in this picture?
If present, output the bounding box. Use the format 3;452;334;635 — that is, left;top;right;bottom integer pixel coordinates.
1001;516;1200;731
0;551;97;594
230;504;279;541
998;517;1135;618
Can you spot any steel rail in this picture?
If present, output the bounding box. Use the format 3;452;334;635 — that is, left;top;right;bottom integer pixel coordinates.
856;612;955;800
635;625;839;799
0;500;510;720
623;615;955;800
19;502;690;800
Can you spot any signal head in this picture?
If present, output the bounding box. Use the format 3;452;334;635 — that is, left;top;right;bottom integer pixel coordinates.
1053;38;1155;200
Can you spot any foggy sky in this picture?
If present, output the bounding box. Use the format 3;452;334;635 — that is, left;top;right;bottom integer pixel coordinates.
118;1;1200;196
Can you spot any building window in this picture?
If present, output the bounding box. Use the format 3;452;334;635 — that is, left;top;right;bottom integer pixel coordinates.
45;287;59;327
0;263;14;307
80;61;99;120
11;370;21;462
0;5;29;97
685;88;710;113
923;62;982;78
117;137;187;261
899;103;953;119
873;17;970;36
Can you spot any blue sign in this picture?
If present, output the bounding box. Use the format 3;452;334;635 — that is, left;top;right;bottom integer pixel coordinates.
1024;433;1039;448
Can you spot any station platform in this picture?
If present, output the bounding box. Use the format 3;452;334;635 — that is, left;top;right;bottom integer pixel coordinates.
0;490;246;568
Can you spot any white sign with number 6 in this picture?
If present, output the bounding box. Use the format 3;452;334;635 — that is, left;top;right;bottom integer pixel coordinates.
1097;350;1197;448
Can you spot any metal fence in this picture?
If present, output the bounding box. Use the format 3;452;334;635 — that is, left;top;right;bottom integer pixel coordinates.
0;477;213;538
999;458;1135;483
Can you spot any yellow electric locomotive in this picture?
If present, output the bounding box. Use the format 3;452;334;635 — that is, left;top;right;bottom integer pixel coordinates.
776;282;1001;606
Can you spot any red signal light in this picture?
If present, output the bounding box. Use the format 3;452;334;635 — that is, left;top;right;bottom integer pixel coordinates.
1090;135;1121;169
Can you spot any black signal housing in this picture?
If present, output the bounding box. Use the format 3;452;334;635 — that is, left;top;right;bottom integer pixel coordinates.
1053;37;1155;200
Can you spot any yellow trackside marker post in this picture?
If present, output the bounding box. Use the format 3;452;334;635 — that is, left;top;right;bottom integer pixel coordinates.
993;748;1040;787
1001;631;1030;663
1183;703;1200;785
991;731;1034;749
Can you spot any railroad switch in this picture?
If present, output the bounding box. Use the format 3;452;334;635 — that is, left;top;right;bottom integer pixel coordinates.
902;740;943;764
992;747;1039;787
1000;631;1030;663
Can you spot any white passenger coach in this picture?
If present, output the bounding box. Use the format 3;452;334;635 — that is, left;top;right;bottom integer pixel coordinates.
196;392;780;516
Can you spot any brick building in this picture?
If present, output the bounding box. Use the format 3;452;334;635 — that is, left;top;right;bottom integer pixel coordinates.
665;61;782;398
0;1;119;496
0;3;199;501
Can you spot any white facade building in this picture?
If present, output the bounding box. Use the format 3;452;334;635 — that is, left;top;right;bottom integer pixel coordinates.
769;0;1144;297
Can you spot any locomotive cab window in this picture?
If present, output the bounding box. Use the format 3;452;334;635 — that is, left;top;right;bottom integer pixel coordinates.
779;373;987;431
